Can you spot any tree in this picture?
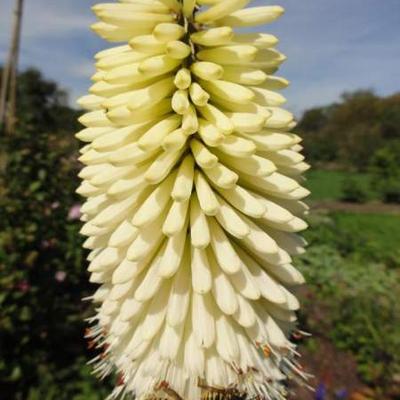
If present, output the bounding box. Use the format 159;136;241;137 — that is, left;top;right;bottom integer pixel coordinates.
297;90;400;170
297;105;338;163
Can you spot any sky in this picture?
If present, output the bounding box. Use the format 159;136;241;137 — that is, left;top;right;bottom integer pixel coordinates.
1;0;400;115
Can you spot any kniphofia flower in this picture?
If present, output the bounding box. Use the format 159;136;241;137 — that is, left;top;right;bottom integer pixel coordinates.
77;1;310;399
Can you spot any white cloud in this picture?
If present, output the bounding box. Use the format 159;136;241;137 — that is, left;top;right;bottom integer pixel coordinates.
68;61;96;79
0;0;100;108
0;0;96;44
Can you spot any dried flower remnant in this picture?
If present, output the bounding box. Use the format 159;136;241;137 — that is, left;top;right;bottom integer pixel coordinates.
76;0;310;399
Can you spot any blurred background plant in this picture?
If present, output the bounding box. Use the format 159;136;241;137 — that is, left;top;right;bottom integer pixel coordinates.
0;68;112;399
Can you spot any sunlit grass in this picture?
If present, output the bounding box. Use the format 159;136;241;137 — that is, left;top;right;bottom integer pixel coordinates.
305;169;370;201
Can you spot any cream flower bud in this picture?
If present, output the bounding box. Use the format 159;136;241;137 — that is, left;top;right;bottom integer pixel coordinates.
174;68;192;89
166;40;192;59
190;27;234;46
189;83;210;107
217;6;285;27
190;61;224;81
78;1;309;399
153;22;185;42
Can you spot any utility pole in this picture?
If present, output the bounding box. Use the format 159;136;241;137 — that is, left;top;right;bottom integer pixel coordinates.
0;0;24;134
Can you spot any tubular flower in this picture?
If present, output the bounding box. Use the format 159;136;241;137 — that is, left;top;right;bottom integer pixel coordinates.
77;1;310;399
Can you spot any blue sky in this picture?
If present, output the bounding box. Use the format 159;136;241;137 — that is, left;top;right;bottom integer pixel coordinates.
1;0;400;115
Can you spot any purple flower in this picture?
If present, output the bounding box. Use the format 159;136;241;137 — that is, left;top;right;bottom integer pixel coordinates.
41;239;51;249
335;388;348;399
55;271;67;282
41;238;57;249
51;202;60;209
68;204;81;220
16;280;30;293
316;383;327;400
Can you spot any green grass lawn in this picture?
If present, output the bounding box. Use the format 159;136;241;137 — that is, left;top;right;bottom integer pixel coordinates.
303;169;400;259
332;212;400;258
305;169;371;201
304;210;400;264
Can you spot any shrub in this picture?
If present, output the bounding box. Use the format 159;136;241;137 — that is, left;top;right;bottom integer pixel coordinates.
369;141;400;203
341;176;370;203
298;245;400;390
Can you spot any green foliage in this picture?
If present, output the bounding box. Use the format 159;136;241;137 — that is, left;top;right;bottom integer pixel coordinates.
299;216;400;392
298;244;400;389
24;361;110;400
341;176;371;203
369;140;400;203
0;68;112;399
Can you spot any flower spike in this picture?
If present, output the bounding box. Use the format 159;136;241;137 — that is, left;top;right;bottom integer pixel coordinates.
77;1;310;399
